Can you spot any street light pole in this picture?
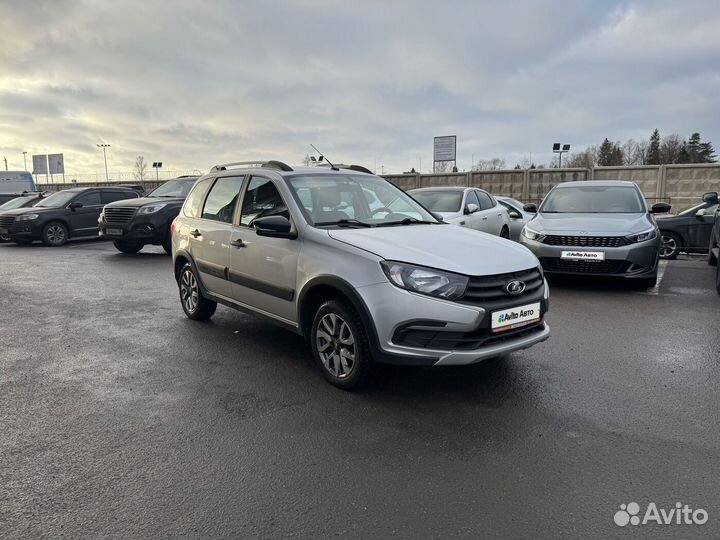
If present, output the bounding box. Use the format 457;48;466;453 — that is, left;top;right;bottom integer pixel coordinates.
97;143;110;183
552;143;571;168
22;151;27;171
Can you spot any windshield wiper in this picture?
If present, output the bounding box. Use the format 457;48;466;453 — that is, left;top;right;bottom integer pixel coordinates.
376;217;438;227
315;218;374;228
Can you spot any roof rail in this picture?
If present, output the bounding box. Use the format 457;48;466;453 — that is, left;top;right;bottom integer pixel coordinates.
210;160;294;173
316;163;374;174
346;165;373;174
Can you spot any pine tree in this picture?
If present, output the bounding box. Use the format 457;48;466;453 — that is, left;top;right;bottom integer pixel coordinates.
686;132;701;162
647;129;661;165
698;141;717;163
597;138;614;166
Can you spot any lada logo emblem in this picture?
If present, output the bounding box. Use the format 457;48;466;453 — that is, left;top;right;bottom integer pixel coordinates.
505;280;526;295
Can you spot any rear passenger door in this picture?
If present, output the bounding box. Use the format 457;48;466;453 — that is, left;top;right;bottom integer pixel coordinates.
229;176;299;323
190;176;244;298
67;191;103;235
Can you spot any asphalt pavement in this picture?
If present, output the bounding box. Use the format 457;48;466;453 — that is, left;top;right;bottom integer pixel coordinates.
1;239;719;539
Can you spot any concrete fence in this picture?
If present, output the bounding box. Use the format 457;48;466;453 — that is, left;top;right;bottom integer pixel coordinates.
383;163;720;212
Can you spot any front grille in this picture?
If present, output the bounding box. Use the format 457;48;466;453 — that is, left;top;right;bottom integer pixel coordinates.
461;267;544;308
0;215;16;229
104;207;137;225
543;235;629;248
540;258;631;275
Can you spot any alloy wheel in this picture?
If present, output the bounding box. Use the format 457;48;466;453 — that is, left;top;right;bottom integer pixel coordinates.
316;313;356;379
180;269;199;313
660;235;677;258
47;225;65;244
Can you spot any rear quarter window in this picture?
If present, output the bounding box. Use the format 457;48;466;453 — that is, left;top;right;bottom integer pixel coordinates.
182;178;213;218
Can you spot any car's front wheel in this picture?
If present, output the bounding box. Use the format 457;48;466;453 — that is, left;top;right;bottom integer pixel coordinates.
311;300;372;390
113;240;143;254
42;222;68;246
500;226;510;239
178;262;217;320
708;232;718;267
659;232;681;259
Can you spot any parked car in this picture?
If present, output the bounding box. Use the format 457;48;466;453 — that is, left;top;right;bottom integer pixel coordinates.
519;180;670;288
496;196;532;241
655;194;719;259
172;161;550;389
0;186;139;246
704;192;720;294
408;187;512;238
0;171;37;205
99;176;199;253
0;192;47;242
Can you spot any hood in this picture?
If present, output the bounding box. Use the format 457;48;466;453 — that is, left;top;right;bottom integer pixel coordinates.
328;224;539;276
105;196;182;208
529;212;653;235
0;206;57;217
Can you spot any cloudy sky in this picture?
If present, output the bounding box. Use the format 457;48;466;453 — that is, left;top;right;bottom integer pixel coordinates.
1;0;718;179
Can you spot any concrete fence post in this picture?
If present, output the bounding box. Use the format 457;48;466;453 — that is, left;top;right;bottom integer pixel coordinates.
656;165;665;199
522;169;530;201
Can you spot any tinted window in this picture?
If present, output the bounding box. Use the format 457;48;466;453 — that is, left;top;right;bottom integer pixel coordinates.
202;176;244;223
476;191;494;210
465;190;480;209
149;178;198;198
411;191;463;213
182;178;214;218
240;177;288;227
76;192;102;206
102;191;137;204
541;186;645;213
35;190;78;208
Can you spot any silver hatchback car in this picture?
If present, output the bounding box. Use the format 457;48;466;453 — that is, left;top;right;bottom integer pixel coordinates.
172;161;550;389
519;180;671;288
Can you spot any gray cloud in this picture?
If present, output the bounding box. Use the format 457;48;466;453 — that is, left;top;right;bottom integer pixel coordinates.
0;0;718;175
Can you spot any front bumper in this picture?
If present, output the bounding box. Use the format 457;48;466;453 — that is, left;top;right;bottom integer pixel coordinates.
519;236;660;278
357;281;550;366
2;220;43;241
99;216;167;244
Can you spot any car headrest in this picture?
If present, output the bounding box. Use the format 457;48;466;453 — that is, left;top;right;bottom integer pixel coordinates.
317;189;342;207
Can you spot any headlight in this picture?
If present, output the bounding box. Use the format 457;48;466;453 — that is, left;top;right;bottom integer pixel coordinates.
521;225;545;241
138;203;167;215
380;261;468;300
98;210;104;223
626;228;657;243
16;214;39;221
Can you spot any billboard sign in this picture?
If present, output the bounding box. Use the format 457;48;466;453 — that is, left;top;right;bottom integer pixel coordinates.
32;154;48;175
433;135;457;162
48;153;65;174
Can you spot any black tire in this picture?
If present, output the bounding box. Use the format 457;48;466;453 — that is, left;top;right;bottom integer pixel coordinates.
113;240;144;254
500;226;510;239
178;262;217;320
310;300;373;390
162;235;172;255
716;261;720;295
42;221;68;246
708;232;718;267
659;231;681;260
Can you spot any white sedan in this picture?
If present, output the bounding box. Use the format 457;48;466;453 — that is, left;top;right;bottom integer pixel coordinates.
408;187;511;238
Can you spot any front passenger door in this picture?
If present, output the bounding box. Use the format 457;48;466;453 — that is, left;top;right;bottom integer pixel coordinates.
67;191;103;235
688;203;718;249
229;176;299;323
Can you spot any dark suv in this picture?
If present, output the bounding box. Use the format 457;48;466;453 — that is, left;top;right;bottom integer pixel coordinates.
99;176;198;253
0;187;139;246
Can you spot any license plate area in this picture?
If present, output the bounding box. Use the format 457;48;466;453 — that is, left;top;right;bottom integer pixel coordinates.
105;228;123;236
560;250;605;261
491;302;541;333
0;228;8;235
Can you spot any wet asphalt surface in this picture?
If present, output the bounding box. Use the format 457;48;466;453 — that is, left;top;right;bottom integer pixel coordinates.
1;239;719;539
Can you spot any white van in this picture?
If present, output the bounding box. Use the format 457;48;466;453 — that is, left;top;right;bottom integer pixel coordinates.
0;171;37;205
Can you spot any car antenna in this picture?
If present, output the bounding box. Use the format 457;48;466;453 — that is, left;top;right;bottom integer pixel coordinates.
310;144;339;171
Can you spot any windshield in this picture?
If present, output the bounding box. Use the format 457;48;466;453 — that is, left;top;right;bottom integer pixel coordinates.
35;190;78;208
541;186;645;213
0;196;37;210
410;191;463;213
149;178;197;198
287;174;437;226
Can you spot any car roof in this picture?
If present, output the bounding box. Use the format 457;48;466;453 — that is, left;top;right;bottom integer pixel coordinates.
554;180;637;188
409;186;474;192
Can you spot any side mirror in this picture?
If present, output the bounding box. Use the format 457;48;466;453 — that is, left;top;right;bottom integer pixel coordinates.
432;213;444;222
465;203;479;215
68;202;83;210
695;208;707;217
508;210;522;219
523;203;537;213
254;215;297;239
650;202;672;214
702;191;718;205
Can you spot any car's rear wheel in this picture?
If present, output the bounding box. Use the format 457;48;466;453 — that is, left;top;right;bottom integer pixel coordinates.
716;262;720;294
500;226;510;239
42;222;68;246
162;235;172;255
708;233;718;267
113;240;143;254
178;262;217;320
659;232;681;259
311;300;372;390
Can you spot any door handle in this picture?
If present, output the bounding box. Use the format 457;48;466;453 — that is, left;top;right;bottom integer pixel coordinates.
482;217;488;220
230;238;245;248
189;229;202;238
